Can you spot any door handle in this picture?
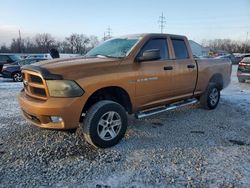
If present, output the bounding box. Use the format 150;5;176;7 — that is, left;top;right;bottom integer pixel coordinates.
164;66;173;70
187;64;195;69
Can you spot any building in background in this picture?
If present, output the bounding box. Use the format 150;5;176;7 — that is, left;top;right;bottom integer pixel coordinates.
189;40;210;57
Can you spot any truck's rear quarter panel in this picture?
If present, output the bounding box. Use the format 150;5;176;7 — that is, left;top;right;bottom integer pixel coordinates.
195;58;232;93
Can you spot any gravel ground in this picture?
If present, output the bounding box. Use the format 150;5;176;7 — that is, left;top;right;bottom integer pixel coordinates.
0;66;250;187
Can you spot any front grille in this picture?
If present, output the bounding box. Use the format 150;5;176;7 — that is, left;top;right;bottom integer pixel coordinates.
22;70;48;100
31;87;47;97
22;72;25;80
30;75;43;84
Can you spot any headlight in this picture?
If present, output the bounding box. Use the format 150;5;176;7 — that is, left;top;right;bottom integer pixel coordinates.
2;65;7;70
46;80;84;97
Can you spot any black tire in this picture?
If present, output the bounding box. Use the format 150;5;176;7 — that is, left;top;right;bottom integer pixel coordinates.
200;83;220;110
238;78;246;83
12;72;23;82
80;100;128;148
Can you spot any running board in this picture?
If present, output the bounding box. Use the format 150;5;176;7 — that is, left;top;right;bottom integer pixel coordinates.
135;99;198;119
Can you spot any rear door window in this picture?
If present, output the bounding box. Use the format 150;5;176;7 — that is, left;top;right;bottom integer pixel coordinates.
139;38;169;60
171;39;189;59
0;55;10;63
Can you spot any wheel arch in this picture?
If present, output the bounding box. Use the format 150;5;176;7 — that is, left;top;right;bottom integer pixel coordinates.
208;73;223;90
80;86;133;122
11;71;21;77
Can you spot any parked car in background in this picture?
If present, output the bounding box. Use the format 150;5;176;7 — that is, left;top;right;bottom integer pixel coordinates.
240;54;250;59
215;54;240;64
26;54;52;59
2;58;47;82
0;54;21;73
237;57;250;83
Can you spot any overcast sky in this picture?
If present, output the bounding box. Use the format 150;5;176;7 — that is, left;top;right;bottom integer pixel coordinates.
0;0;250;45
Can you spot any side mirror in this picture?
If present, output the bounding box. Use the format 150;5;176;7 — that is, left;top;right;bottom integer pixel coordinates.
136;49;161;62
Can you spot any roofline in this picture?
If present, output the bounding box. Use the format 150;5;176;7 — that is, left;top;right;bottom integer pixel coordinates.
115;33;187;39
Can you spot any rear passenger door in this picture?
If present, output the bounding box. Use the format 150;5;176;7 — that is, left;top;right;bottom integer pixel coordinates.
170;38;197;97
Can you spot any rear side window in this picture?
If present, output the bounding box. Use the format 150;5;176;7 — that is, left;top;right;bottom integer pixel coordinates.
9;55;21;62
0;55;10;62
139;39;169;60
171;39;189;59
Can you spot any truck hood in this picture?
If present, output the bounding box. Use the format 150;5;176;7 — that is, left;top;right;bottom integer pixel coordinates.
32;57;123;80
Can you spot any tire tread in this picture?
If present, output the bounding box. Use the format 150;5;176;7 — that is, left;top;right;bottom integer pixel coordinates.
80;100;127;148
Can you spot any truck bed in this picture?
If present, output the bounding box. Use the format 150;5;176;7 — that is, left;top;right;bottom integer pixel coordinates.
195;58;232;93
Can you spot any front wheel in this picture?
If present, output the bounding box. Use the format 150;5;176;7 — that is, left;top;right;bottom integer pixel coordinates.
12;72;23;82
80;100;128;148
200;83;220;110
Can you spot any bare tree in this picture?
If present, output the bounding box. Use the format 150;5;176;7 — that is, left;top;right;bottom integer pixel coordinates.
0;33;99;54
56;41;71;53
10;38;25;53
0;44;10;53
66;34;90;54
202;39;250;53
89;35;99;48
34;33;55;52
23;37;37;53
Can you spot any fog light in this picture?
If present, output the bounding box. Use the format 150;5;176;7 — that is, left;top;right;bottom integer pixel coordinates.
50;116;63;123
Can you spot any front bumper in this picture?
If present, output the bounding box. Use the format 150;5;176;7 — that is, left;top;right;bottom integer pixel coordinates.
18;90;85;129
1;70;12;78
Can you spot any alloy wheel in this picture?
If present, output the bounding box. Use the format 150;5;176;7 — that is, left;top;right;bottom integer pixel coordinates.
209;88;219;106
13;73;22;82
97;111;122;141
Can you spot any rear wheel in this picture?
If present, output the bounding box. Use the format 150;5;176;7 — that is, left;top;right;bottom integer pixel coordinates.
80;100;128;148
200;83;220;110
12;72;23;82
238;78;246;83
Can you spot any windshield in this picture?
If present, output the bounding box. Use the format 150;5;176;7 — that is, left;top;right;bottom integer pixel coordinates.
18;59;43;66
9;55;21;62
18;59;28;66
85;37;141;58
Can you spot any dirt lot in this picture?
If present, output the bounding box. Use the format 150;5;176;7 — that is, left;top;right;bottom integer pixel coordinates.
0;65;250;187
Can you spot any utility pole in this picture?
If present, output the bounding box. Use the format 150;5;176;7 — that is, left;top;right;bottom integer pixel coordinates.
103;26;112;41
106;26;112;39
18;29;22;53
103;32;106;41
244;32;249;53
158;12;166;33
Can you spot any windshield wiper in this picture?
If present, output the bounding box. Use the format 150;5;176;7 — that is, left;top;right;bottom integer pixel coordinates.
86;54;124;59
96;54;109;58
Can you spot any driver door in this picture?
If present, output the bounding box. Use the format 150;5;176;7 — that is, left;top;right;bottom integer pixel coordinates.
135;38;175;110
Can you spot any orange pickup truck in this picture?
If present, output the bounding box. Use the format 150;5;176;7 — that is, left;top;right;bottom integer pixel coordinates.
19;33;232;148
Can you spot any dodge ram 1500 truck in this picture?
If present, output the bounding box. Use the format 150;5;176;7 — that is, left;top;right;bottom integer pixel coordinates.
18;33;232;148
